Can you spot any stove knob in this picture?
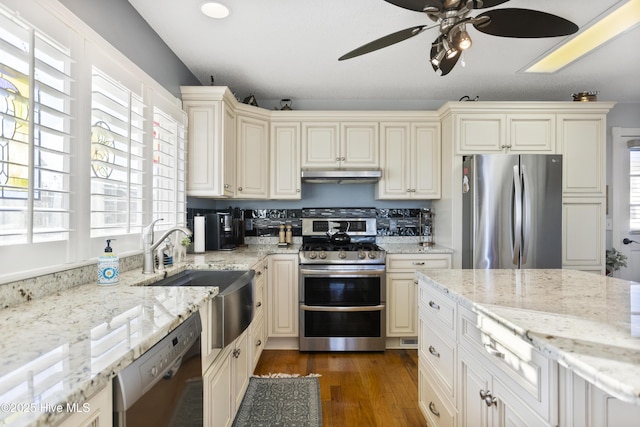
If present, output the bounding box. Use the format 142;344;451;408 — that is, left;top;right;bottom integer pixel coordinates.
319;251;327;259
338;250;347;259
308;251;317;259
358;251;366;259
368;252;377;259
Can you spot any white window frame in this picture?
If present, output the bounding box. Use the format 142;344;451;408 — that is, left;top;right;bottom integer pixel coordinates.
0;0;187;283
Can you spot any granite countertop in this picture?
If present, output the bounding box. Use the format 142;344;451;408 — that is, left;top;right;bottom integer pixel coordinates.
416;268;640;406
0;243;299;427
378;242;454;255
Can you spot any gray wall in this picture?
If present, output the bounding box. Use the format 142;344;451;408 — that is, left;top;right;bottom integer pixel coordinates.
58;0;200;97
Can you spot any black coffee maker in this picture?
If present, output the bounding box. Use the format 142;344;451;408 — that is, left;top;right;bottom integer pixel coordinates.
205;212;235;250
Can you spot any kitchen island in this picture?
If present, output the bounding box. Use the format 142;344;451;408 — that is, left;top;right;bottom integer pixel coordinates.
417;268;640;426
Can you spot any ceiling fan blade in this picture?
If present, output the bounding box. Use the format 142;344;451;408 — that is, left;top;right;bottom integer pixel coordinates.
384;0;443;13
472;0;510;9
473;8;579;38
339;25;428;61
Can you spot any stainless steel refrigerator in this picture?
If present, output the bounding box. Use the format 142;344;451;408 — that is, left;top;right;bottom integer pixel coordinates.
462;154;563;269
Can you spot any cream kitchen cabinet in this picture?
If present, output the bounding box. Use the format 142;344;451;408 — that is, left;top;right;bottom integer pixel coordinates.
181;86;236;198
454;111;555;154
563;198;606;272
267;254;299;337
386;253;451;337
559;366;640;427
418;277;558;427
249;258;268;367
56;382;112;427
236;112;269;199
301;121;379;168
270;121;301;199
203;327;251;427
377;122;441;199
559;113;607;197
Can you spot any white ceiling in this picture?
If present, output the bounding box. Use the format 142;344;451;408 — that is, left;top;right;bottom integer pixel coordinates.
128;0;640;110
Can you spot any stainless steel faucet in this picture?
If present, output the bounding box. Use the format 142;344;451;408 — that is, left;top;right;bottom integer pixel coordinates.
142;219;192;274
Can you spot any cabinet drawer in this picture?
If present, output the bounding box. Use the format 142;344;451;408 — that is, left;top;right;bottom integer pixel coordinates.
459;305;557;423
387;254;452;271
419;283;456;335
419;359;456;427
419;316;456;399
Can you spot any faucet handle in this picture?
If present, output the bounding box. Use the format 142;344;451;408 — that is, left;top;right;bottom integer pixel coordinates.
143;218;164;245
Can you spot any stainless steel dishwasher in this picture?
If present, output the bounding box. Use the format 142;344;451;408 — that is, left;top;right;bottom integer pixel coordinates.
113;312;203;427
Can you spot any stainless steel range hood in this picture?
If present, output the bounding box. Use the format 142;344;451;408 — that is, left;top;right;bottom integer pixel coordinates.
301;169;382;184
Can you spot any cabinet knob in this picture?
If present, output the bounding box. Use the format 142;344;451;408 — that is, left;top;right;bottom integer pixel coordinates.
238;187;243;191
256;339;262;347
256;301;262;308
480;390;497;407
232;348;241;358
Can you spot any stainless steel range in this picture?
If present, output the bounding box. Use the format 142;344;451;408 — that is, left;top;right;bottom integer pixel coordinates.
299;208;386;352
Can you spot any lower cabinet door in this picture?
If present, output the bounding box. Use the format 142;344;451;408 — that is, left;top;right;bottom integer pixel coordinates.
204;348;233;427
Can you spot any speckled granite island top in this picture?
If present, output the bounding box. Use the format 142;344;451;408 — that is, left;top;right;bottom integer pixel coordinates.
417;269;640;405
0;244;300;427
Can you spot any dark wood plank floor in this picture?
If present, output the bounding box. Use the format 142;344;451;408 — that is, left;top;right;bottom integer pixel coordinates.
254;349;427;427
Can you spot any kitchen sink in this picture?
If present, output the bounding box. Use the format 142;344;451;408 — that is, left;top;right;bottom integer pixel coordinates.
150;269;253;292
151;269;255;349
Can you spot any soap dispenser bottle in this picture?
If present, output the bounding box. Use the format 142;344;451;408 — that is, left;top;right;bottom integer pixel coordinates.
98;239;119;285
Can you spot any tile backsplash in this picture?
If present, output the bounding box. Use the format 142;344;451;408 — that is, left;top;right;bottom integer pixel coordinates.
187;207;426;237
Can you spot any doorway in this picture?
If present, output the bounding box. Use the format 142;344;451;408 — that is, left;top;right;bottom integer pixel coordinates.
612;127;640;281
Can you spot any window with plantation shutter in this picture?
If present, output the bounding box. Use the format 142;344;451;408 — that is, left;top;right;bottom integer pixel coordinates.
90;68;145;238
0;9;72;246
152;107;186;231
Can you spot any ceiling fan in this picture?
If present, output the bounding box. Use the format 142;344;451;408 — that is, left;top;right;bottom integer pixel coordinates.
338;0;579;75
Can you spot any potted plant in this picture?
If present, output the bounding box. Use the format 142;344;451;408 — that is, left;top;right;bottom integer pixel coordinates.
605;248;628;276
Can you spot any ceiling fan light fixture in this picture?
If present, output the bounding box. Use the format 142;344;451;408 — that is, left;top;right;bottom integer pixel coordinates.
431;48;446;66
201;2;230;19
454;28;472;50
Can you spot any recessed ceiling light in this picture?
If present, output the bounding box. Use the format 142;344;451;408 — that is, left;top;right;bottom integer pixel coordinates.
201;2;230;19
525;0;640;73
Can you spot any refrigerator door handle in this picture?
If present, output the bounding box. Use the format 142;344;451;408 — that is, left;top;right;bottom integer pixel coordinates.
512;165;522;266
521;165;533;265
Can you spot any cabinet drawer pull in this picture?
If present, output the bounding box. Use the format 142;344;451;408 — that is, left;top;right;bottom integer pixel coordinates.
428;300;440;310
428;345;440;358
412;261;425;265
428;401;440;417
484;343;505;359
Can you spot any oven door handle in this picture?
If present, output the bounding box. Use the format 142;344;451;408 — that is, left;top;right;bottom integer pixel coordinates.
300;304;385;312
299;268;385;276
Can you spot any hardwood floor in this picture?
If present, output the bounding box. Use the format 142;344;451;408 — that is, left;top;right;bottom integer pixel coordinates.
254;349;427;427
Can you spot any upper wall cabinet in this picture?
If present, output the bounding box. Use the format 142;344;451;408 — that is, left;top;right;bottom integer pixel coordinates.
236;111;269;199
270;121;301;199
181;86;237;198
301;121;379;168
377;122;441;199
454;111;556;154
